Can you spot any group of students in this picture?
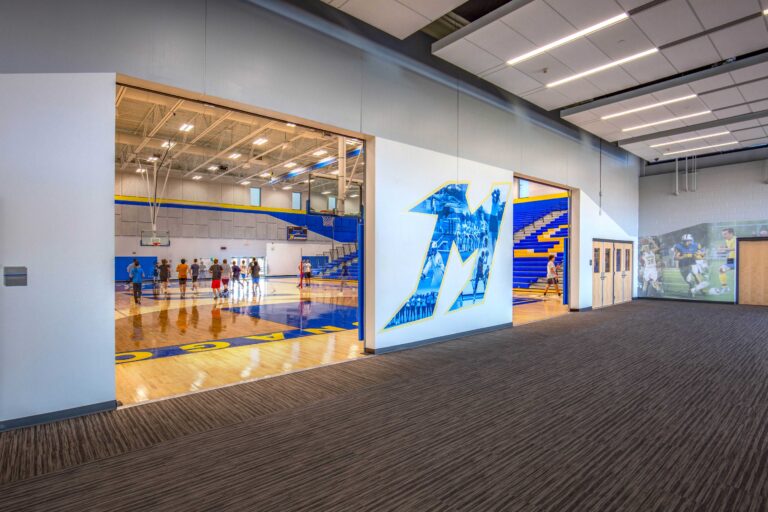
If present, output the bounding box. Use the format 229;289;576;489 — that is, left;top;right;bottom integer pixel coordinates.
126;257;262;304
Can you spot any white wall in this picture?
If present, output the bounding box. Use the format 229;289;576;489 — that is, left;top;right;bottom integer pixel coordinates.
0;74;115;424
640;160;768;235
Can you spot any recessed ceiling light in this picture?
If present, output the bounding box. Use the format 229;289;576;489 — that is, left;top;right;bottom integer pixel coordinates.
282;185;292;190
161;141;176;148
622;110;711;132
286;122;296;127
601;94;698;120
349;194;359;198
229;153;241;159
192;176;203;180
285;162;297;168
764;8;768;15
260;172;271;178
240;181;251;186
321;191;331;195
507;13;628;67
147;156;159;162
179;123;194;132
547;48;658;88
663;141;738;156
253;137;268;146
312;150;327;157
208;165;219;171
649;131;730;148
135;168;146;173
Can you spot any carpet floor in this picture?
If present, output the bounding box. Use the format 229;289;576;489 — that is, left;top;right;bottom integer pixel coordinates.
2;301;768;511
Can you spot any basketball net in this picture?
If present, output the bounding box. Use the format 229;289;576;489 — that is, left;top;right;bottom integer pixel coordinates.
321;216;334;227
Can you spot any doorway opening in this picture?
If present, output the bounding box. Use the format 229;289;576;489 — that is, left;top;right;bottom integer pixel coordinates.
512;177;571;325
114;83;366;406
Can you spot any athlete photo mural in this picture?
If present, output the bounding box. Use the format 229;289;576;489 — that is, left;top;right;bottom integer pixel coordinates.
385;183;508;328
639;219;768;302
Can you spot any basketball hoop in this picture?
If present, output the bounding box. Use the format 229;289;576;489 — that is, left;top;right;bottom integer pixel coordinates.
321;216;334;227
151;238;162;246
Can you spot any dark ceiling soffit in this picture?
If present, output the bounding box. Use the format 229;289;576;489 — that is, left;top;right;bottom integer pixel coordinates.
561;49;768;117
619;108;768;146
243;0;631;162
641;145;768;176
431;0;537;52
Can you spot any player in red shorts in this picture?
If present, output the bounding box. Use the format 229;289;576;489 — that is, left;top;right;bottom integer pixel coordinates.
209;258;223;299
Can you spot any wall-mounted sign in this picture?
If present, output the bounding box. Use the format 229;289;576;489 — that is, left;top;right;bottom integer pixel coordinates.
287;226;308;241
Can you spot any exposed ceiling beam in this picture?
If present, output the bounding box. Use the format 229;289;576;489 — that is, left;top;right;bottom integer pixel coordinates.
619;108;768;146
168;111;233;162
122;98;184;168
209;133;306;181
561;50;768;118
240;141;335;183
184;122;274;177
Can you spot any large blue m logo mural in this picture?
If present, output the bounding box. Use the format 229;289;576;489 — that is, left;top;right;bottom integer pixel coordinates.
385;182;510;329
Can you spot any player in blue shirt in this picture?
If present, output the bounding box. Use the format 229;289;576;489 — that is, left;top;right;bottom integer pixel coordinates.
129;259;145;305
674;234;702;298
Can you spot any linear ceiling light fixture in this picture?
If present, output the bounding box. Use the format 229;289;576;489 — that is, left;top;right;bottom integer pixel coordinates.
507;13;628;66
622;110;711;132
649;131;730;148
663;141;738;155
547;48;658;88
601;94;698;120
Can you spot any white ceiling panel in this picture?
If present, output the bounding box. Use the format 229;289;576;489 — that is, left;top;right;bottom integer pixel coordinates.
708;17;768;59
665;97;710;116
544;0;625;29
730;61;768;83
631;0;703;46
738;77;768;101
727;119;761;130
433;39;503;75
548;38;609;71
619;51;678;84
521;88;573;110
512;53;577;85
732;127;767;140
615;0;649;9
661;37;723;72
324;0;464;39
688;0;763;29
749;99;768;111
587;20;655;60
551;79;607;103
484;66;543;95
714;105;752;119
585;66;638;93
499;1;574;46
651;84;697;102
466;21;534;62
687;73;736;93
699;88;747;110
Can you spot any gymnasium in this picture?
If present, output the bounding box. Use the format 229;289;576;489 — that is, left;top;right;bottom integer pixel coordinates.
1;0;768;510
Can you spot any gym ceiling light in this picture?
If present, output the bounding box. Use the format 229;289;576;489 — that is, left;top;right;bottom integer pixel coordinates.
253;138;268;146
663;141;738;156
649;131;730;148
622;110;711;132
229;153;241;159
312;150;328;156
547;48;658;88
179;123;194;132
601;94;698;120
507;13;628;67
285;162;297;168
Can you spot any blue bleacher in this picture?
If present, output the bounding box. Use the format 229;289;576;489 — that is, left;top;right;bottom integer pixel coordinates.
314;251;359;280
513;197;569;290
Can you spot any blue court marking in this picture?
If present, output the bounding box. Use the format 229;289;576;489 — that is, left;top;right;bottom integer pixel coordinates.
116;301;358;364
513;297;543;306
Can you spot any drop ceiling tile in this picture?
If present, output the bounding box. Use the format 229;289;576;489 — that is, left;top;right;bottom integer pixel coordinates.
587;20;655;59
398;0;465;19
615;0;651;9
688;0;762;29
521;87;573;110
586;66;638;93
688;72;735;93
434;39;505;75
466;21;534;61
749;99;768;111
732;127;766;140
730;61;768;83
727;119;761;130
661;37;722;73
714;105;752;118
548;38;610;71
513;53;577;85
620;51;678;84
561;110;601;124
665;97;711;116
545;0;626;29
738;77;768;102
484;66;543;95
651;84;697;102
551;79;607;103
339;0;429;39
500;1;575;47
630;0;703;46
708;18;768;59
699;87;747;109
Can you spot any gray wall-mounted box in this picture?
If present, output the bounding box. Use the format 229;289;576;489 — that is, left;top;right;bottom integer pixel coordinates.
4;266;28;286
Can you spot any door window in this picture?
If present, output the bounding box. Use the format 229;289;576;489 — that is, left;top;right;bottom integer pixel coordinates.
593;248;600;273
625;247;631;271
605;249;611;273
616;249;622;272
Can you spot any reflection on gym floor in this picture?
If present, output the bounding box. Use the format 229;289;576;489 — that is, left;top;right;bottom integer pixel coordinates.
115;277;364;405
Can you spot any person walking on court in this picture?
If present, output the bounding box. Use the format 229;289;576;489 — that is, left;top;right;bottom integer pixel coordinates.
176;258;189;299
125;260;137;291
190;258;200;294
339;261;349;295
231;260;242;293
222;259;231;297
199;259;208;281
159;259;171;298
250;258;261;296
129;259;145;305
209;258;223;299
543;254;561;297
303;259;312;288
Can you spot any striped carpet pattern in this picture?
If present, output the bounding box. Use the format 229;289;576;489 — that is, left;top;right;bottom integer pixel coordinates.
2;301;768;511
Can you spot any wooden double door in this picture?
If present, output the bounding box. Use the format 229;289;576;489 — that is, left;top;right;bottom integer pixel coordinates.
738;238;768;306
592;240;633;309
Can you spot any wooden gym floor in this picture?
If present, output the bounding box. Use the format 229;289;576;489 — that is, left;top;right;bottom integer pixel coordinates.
513;290;570;326
115;277;365;405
